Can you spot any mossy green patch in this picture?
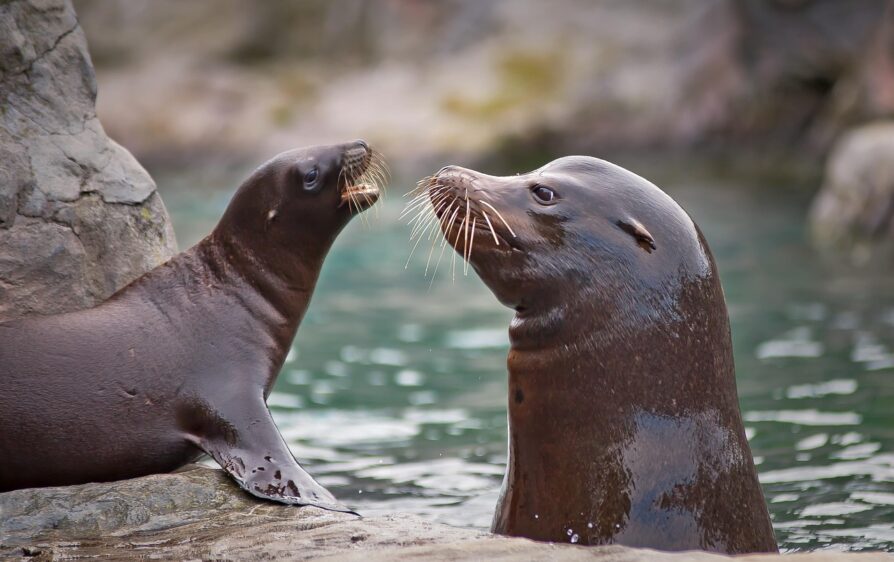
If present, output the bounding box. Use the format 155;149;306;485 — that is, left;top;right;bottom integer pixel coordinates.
442;49;565;120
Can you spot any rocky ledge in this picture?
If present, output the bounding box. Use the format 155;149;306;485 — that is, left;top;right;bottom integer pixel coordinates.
0;466;891;561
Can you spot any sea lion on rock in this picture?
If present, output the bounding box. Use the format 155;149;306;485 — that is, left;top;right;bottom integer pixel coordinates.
410;156;777;553
0;141;385;512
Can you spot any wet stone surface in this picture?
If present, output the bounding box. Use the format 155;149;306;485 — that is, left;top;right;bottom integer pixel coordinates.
1;465;893;561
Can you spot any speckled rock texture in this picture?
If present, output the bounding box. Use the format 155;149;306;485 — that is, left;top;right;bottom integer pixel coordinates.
0;0;176;322
0;466;892;561
809;121;894;264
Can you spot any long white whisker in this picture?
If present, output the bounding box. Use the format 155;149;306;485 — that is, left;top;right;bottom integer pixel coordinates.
452;206;467;283
465;218;477;276
405;208;441;268
409;196;451;240
482;211;500;246
425;202;456;276
462;196;470;275
401;186;448;219
406;198;440;232
479;200;516;237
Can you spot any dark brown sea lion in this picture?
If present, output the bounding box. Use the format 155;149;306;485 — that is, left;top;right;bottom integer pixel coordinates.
411;157;777;553
0;141;385;512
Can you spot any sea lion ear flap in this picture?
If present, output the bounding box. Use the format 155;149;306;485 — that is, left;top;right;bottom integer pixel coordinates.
617;218;656;253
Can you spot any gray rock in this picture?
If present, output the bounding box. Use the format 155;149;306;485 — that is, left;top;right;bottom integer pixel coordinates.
0;466;891;561
809;121;894;264
0;0;176;322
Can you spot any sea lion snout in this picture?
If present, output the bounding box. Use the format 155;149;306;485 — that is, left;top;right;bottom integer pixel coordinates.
339;140;385;212
428;166;521;256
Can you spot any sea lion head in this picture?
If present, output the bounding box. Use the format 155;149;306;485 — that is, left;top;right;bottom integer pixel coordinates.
426;156;712;323
215;140;386;267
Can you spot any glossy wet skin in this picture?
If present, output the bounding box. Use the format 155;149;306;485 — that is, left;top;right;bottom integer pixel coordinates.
427;157;778;553
0;141;381;513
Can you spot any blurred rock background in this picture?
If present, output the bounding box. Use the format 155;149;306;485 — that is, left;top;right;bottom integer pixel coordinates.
70;0;894;256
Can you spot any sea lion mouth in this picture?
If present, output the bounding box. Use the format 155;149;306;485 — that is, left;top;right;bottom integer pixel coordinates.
339;144;388;213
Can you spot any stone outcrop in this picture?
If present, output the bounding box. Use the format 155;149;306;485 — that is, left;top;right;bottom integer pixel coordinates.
0;0;176;322
0;465;892;561
809;121;894;264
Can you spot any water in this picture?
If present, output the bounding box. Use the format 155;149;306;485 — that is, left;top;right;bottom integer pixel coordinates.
158;163;894;552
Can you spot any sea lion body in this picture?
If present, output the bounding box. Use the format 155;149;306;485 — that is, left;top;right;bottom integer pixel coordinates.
419;157;777;553
0;141;383;511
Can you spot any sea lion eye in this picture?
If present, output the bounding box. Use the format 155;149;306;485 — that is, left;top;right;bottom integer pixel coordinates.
532;185;556;204
303;167;319;188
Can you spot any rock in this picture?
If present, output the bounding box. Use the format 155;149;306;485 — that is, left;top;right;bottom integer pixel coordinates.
0;0;176;322
0;466;891;561
808;121;894;264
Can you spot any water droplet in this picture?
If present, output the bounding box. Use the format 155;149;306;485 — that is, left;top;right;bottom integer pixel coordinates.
587;522;593;529
534;514;539;519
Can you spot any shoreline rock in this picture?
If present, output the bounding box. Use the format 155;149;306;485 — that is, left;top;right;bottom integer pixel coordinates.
1;465;892;561
809;121;894;265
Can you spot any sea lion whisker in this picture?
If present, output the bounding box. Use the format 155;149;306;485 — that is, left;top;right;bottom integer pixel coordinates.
466;217;477;276
428;227;452;288
410;199;453;240
406;175;435;198
374;149;391;180
453;206;469;283
401;194;440;226
408;187;450;225
423;207;449;276
409;198;450;240
479;200;517;237
407;211;433;241
408;193;451;235
401;186;448;219
482;211;500;246
425;204;456;285
369;149;390;184
405;215;436;268
443;205;460;242
463;196;471;264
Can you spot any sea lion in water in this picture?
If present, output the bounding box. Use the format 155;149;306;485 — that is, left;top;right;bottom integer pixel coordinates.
0;141;385;512
411;157;777;553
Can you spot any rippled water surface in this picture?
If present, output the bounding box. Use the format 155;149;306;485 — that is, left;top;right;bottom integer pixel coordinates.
160;164;894;552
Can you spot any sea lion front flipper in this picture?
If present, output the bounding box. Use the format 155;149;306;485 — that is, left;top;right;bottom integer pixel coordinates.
184;395;354;514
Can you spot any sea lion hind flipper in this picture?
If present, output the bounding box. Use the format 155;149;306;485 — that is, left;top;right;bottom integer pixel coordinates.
187;397;355;514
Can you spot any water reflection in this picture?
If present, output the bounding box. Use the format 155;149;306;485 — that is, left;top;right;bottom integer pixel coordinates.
159;168;894;552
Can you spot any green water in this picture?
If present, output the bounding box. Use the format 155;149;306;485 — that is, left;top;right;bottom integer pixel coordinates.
159;164;894;552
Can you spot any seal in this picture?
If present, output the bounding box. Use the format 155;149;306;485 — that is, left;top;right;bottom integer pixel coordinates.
0;140;385;512
408;157;777;553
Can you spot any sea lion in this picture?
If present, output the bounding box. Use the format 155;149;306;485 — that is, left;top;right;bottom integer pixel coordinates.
409;157;778;553
0;140;385;512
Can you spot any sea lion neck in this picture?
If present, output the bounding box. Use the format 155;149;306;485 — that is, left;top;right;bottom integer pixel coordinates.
197;231;323;330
